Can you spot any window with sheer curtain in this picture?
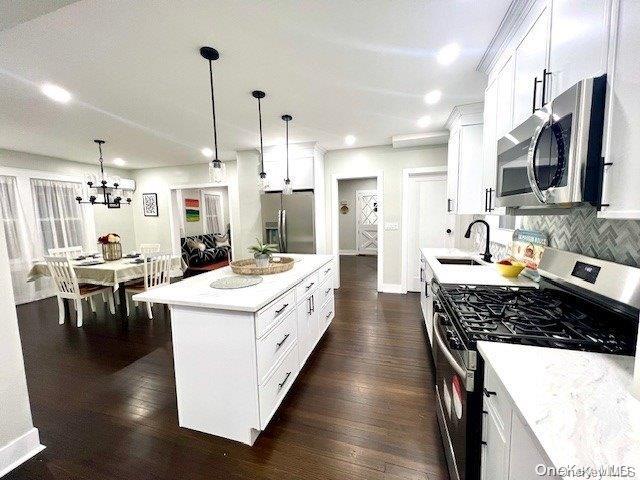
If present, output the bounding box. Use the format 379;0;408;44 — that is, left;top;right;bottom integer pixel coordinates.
0;177;21;260
203;193;224;234
31;179;85;251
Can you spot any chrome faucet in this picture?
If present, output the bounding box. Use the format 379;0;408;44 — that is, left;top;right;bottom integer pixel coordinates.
464;220;492;263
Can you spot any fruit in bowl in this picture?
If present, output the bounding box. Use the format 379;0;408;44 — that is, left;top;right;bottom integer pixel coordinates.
496;258;525;278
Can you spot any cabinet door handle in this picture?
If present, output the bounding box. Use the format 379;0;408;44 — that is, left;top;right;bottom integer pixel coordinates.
275;304;289;316
305;282;315;290
307;297;312;315
484;188;489;212
541;68;552;106
447;198;452;212
325;287;331;294
278;371;292;389
311;295;315;312
483;387;496;397
481;441;487;446
324;268;331;274
276;333;290;348
532;76;543;113
325;310;332;319
488;188;493;212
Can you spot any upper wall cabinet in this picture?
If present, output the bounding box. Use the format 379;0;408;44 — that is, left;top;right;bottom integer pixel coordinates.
446;104;484;215
600;0;640;219
262;144;316;192
548;0;610;101
512;7;550;127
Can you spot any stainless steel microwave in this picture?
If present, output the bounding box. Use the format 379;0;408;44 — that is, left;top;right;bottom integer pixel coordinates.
495;75;607;213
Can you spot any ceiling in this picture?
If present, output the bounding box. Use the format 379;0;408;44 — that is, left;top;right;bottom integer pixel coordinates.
0;0;510;169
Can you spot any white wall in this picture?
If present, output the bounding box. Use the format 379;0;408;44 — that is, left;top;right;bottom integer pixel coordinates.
234;150;263;260
0;149;136;252
337;177;377;252
0;225;43;474
325;144;448;288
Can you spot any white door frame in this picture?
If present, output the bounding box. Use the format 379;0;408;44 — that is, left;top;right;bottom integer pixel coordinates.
355;189;378;255
168;181;237;260
331;172;383;292
400;166;448;294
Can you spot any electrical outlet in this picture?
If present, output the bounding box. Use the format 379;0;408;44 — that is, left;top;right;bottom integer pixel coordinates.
384;222;399;231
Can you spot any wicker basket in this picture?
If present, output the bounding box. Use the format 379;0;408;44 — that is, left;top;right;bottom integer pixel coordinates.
230;257;294;275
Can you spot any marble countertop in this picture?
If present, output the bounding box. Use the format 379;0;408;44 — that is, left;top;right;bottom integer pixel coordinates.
133;254;333;312
478;342;640;476
421;248;537;287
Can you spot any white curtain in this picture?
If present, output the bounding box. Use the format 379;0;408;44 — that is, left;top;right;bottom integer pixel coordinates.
203;193;224;234
0;176;53;304
30;178;95;256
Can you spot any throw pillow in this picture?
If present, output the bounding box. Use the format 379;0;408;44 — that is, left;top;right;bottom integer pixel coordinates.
214;234;230;248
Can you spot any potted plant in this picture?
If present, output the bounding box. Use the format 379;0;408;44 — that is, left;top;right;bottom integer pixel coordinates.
98;233;122;261
249;238;278;268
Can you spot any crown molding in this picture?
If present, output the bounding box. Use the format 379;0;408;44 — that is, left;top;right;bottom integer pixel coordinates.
445;103;484;130
476;0;540;74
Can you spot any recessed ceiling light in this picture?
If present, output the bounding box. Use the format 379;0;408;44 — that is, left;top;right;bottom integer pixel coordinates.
201;147;213;158
437;43;461;66
113;157;126;166
424;89;442;105
344;135;356;146
40;83;72;103
417;115;431;128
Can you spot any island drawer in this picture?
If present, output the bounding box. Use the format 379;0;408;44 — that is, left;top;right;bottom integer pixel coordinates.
255;290;296;338
256;309;297;384
259;343;299;429
319;291;335;333
318;261;334;285
295;271;319;302
318;277;333;310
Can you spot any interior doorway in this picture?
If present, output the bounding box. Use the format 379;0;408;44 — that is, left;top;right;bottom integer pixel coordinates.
331;173;383;292
401;167;449;293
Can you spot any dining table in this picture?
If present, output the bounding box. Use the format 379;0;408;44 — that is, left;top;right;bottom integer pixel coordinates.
28;254;184;310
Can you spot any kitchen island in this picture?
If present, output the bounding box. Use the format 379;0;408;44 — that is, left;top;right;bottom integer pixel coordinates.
133;254;335;445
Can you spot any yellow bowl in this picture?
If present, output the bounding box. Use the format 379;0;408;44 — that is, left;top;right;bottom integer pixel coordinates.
495;262;525;278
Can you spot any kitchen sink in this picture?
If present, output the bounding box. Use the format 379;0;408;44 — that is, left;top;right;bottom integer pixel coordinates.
436;257;483;266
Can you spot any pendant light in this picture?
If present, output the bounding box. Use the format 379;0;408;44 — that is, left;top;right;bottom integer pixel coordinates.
252;90;268;192
282;114;293;195
76;139;131;208
200;46;225;183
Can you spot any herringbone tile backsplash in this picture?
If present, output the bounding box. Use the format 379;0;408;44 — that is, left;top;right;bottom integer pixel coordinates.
473;207;640;267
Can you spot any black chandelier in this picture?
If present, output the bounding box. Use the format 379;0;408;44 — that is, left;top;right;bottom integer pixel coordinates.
76;139;131;208
252;90;268;192
282;114;293;195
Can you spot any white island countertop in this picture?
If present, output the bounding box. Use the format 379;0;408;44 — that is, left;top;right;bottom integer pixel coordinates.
421;248;537;287
133;254;333;312
478;341;640;476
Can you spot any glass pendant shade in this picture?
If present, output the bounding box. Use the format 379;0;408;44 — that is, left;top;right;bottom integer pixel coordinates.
209;160;225;183
283;178;293;195
258;171;269;192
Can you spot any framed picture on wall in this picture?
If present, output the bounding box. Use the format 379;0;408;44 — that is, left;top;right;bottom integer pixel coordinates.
142;193;159;217
185;198;200;222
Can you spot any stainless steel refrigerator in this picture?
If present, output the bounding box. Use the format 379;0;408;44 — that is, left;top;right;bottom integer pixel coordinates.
260;191;315;254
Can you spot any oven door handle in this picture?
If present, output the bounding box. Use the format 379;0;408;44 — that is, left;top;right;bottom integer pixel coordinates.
434;313;467;379
526;113;550;204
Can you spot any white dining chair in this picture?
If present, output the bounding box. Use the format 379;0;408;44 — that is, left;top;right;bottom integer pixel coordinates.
48;246;83;258
125;252;171;319
45;256;115;327
139;243;161;255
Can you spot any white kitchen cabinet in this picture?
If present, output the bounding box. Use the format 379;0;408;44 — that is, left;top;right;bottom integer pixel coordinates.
446;126;460;214
548;0;610;101
509;413;559;480
513;7;550;127
600;0;640;219
263;157;284;192
289;156;314;190
481;360;559;480
481;408;510;480
445;104;484;215
495;56;516;139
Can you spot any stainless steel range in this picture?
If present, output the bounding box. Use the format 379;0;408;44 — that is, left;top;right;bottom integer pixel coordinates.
431;248;640;480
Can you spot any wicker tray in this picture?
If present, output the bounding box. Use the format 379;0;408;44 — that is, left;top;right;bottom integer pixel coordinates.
230;257;295;275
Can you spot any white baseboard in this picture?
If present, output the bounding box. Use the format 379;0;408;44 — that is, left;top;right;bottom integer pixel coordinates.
0;428;45;477
339;250;357;256
381;283;403;294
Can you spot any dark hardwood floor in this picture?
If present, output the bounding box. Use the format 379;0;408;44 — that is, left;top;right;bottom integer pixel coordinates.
9;255;447;480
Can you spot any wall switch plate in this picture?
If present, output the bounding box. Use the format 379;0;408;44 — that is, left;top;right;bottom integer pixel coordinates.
384;222;399;231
